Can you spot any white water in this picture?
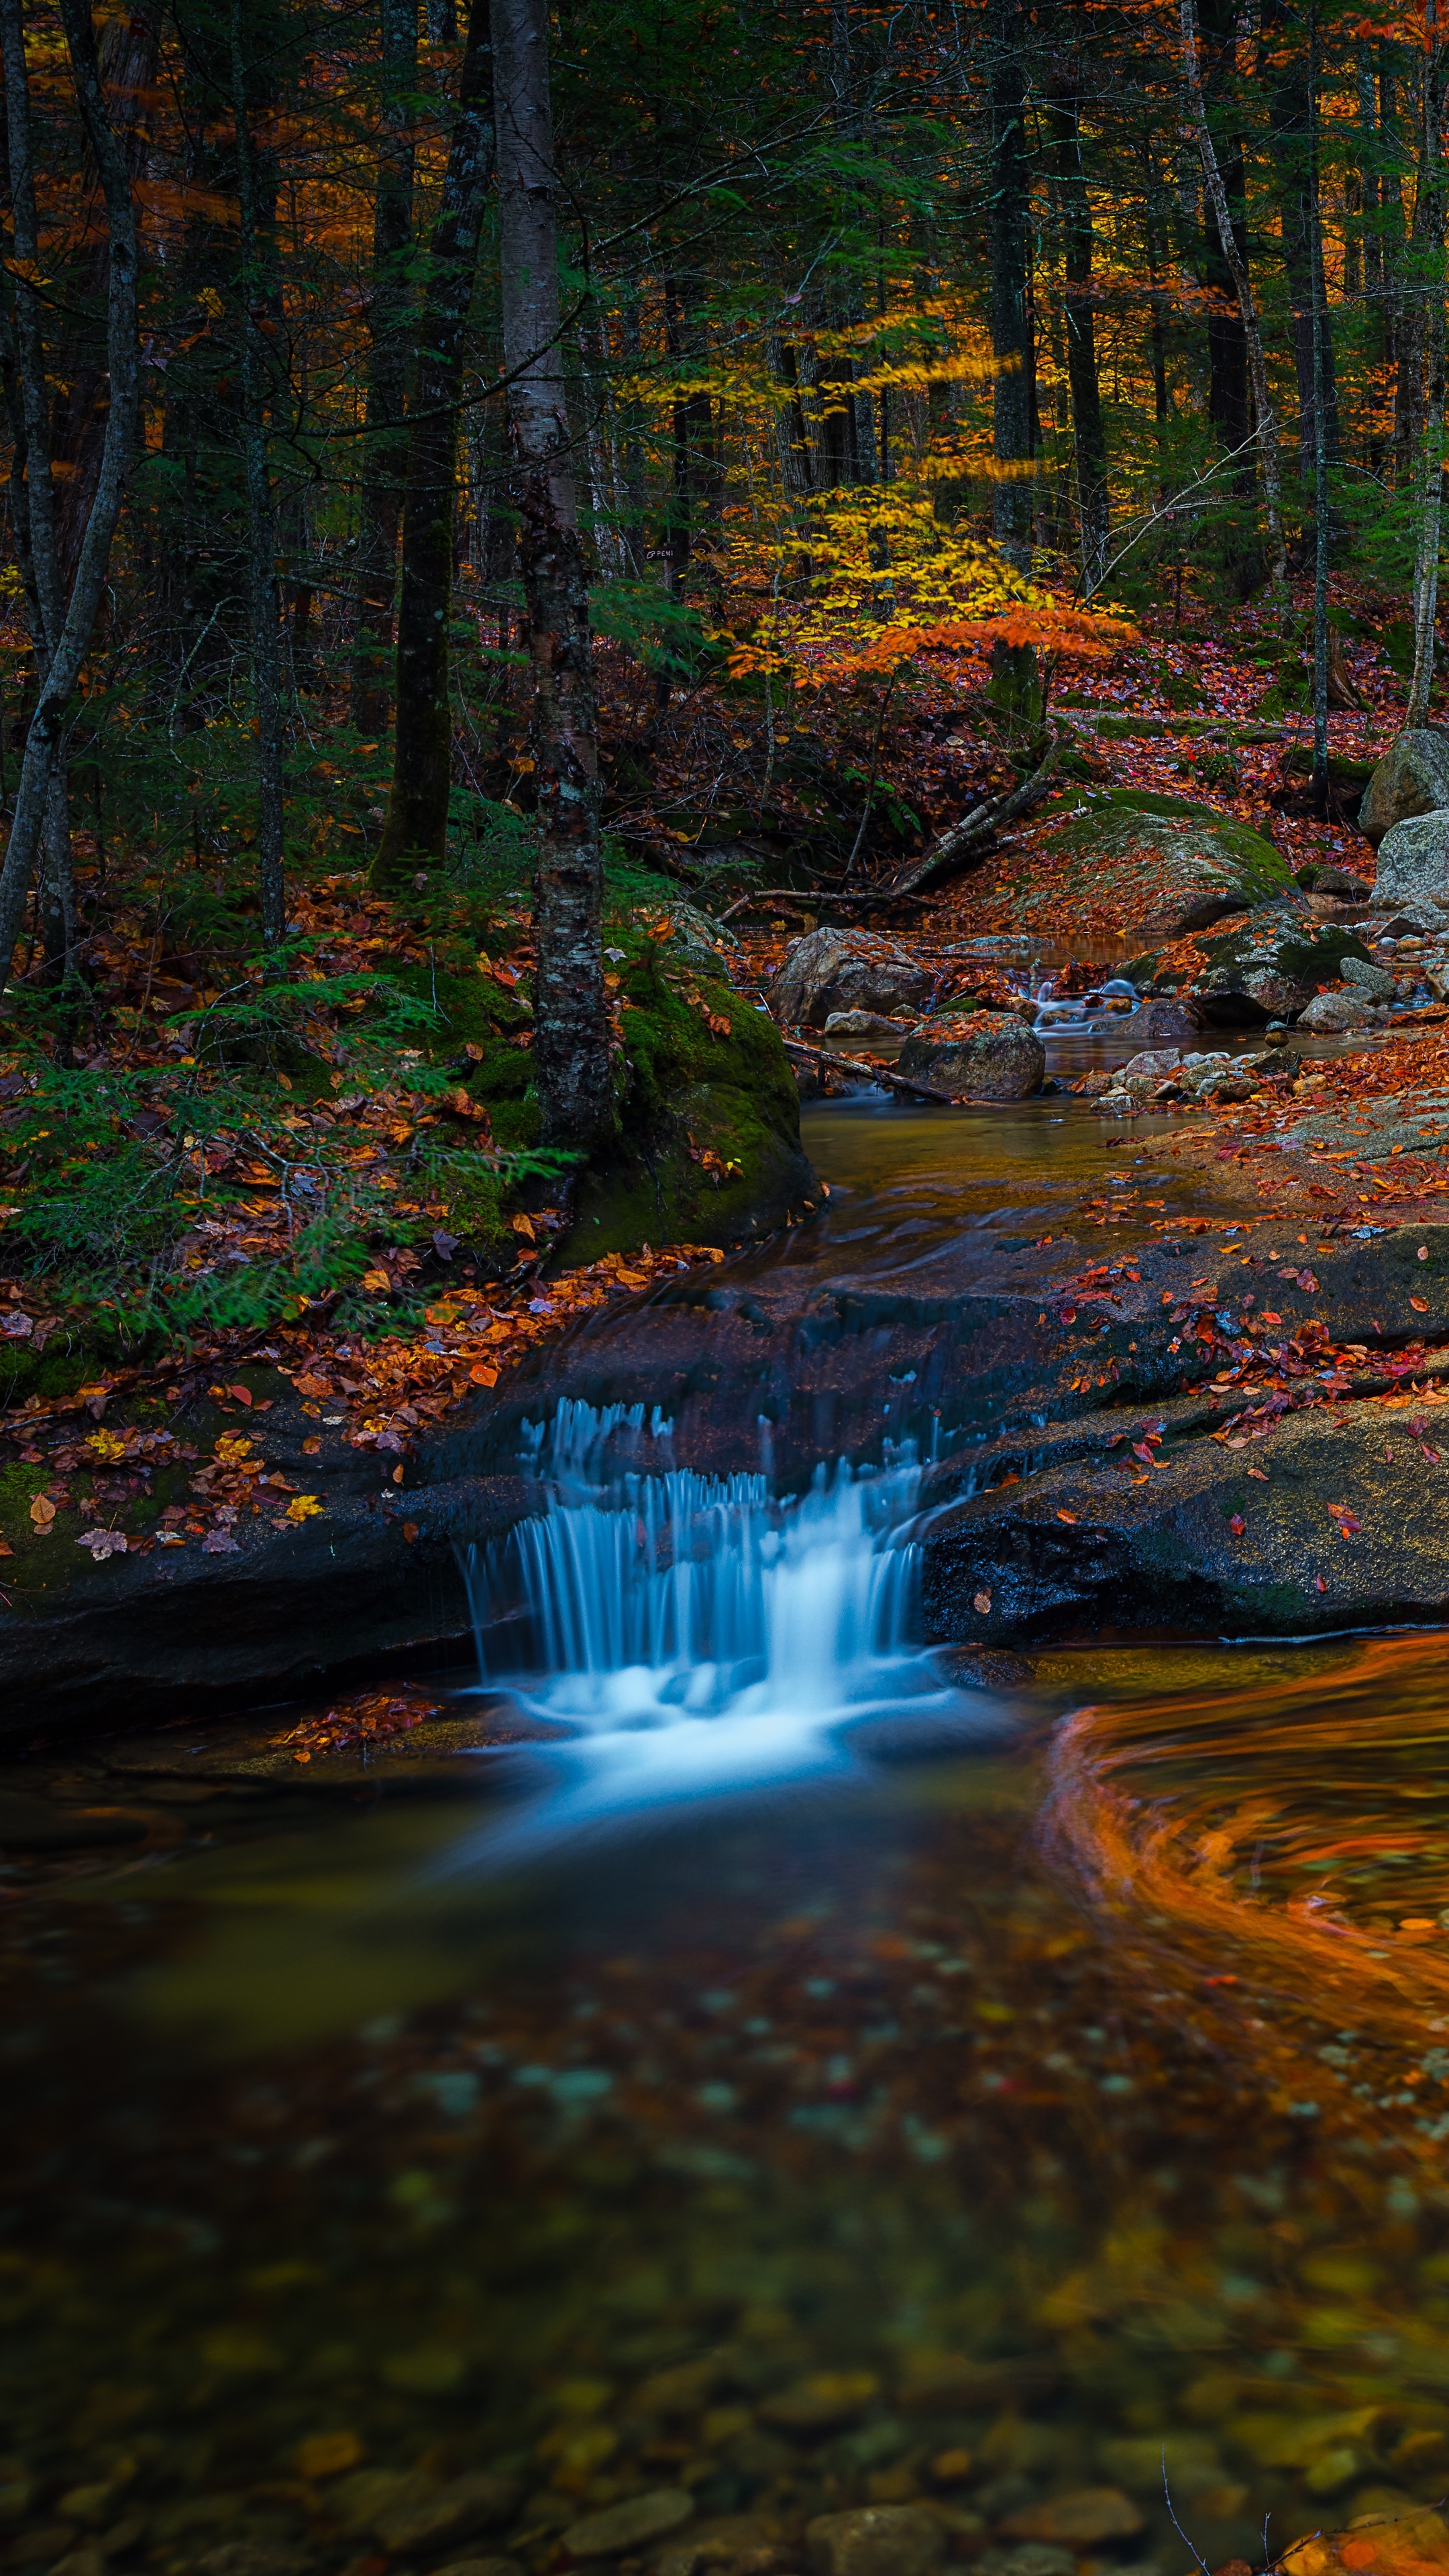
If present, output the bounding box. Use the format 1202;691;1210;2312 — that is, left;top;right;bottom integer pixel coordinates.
451;1403;1005;1864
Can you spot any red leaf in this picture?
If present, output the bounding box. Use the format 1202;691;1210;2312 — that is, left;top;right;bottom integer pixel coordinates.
1056;1508;1078;1524
1315;1573;1328;1592
1230;1513;1246;1536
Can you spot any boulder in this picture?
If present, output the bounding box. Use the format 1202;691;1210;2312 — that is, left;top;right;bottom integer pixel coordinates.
1026;790;1291;941
1187;903;1371;1022
767;930;932;1029
1340;955;1396;1000
1122;1048;1183;1079
1306;864;1374;899
822;1009;912;1039
1358;729;1449;845
896;1012;1044;1101
806;2510;945;2576
1373;810;1449;916
1297;990;1379;1034
1116;996;1205;1045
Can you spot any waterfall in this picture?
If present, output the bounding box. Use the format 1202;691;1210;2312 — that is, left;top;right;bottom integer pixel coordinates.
448;1405;1009;1866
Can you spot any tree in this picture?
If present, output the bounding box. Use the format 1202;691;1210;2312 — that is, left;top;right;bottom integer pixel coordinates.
350;0;418;739
987;0;1037;724
373;0;494;883
494;0;612;1155
0;0;140;998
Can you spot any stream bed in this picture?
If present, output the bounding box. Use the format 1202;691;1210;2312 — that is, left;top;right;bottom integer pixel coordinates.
7;1092;1449;2576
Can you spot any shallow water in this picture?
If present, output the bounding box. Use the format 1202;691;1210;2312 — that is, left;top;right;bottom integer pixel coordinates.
7;1102;1449;2576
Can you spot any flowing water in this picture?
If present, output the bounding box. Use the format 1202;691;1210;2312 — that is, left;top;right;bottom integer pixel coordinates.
8;1093;1449;2576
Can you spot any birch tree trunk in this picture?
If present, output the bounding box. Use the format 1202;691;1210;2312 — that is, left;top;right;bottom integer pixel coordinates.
1181;0;1288;584
350;0;417;738
494;0;612;1154
373;0;493;883
0;0;139;998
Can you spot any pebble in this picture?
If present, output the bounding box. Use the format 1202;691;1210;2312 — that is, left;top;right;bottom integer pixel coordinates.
805;2508;946;2576
431;2560;523;2576
563;2490;696;2559
761;2373;880;2431
999;2489;1144;2547
191;2550;313;2576
372;2474;521;2554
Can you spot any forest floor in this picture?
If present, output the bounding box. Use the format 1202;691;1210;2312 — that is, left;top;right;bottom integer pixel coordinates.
0;576;1439;1575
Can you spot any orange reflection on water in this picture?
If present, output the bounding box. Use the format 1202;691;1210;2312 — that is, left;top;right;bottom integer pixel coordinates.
1046;1635;1449;2137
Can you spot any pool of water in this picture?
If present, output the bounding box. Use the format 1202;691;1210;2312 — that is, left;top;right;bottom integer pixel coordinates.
5;1103;1449;2576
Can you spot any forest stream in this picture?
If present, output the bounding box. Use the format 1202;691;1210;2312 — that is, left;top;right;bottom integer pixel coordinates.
11;1059;1449;2576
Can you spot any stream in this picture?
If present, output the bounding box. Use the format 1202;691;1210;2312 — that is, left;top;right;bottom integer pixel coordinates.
7;1083;1449;2576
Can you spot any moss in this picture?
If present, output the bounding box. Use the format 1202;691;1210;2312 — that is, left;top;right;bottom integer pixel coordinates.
1042;794;1291;904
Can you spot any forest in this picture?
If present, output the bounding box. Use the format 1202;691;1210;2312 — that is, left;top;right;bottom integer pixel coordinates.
3;0;1442;1379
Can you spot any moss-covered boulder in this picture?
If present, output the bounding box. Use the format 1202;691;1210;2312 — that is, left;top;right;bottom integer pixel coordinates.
1185;903;1371;1023
898;1012;1044;1100
1358;727;1449;845
1027;790;1291;941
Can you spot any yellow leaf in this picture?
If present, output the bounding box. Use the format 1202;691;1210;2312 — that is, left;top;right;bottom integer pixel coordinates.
361;1268;391;1292
510;1212;536;1242
285;1495;324;1521
29;1495;56;1526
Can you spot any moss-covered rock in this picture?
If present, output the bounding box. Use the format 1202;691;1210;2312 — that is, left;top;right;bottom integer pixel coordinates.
1030;792;1292;941
1185;903;1371;1022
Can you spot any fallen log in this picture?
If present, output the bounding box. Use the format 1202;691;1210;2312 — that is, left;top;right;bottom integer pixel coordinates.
782;1035;967;1106
887;739;1061;900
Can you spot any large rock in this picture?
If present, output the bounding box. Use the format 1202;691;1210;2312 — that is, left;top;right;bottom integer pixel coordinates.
1116;996;1205;1045
896;1012;1044;1100
1340;955;1396;999
767;930;932;1029
1186;903;1371;1022
1024;790;1292;941
1297;989;1379;1034
1358;729;1449;845
1373;810;1449;916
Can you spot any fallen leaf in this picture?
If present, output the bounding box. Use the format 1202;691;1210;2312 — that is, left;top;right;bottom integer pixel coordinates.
469;1362;498;1387
1246;1467;1269;1481
1412;1295;1430;1311
511;1212;536;1242
1055;1509;1077;1524
973;1590;992;1613
1230;1513;1246;1536
285;1495;324;1521
403;1522;419;1544
1316;1573;1328;1592
76;1527;127;1559
360;1269;391;1293
228;1383;253;1405
29;1495;55;1527
303;1436;321;1454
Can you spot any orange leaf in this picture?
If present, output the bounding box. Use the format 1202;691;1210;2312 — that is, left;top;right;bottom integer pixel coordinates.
1055;1509;1077;1524
469;1363;498;1387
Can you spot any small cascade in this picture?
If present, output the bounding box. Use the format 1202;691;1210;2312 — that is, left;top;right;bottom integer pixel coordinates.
451;1404;1007;1863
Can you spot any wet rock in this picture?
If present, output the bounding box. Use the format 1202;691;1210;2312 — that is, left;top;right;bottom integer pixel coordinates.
935;1645;1033;1690
1122;1047;1184;1079
1299;861;1375;898
433;2561;522;2576
651;2516;782;2576
373;2478;521;2555
1187;904;1371;1022
1373;811;1449;918
822;1011;913;1040
805;2508;946;2576
1340;956;1397;999
1297;991;1379;1034
767;932;932;1030
1118;998;1205;1044
972;2550;1075;2576
897;2356;1061;2412
896;1014;1044;1102
330;2472;429;2536
48;2555;107;2576
1358;729;1449;845
628;2357;727;2418
998;2491;1144;2548
1195;1069;1256;1103
564;2492;696;2559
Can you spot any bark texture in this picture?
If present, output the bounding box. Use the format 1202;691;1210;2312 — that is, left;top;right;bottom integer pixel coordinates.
350;0;417;737
1044;65;1108;595
0;0;140;994
373;0;493;883
230;0;284;949
987;0;1036;720
494;0;612;1153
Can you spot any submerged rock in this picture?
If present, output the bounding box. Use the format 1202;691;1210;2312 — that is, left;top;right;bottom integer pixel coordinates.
897;1013;1044;1100
823;1010;913;1039
767;931;933;1030
1117;996;1204;1044
999;2493;1144;2548
806;2508;945;2576
1373;811;1449;919
564;2493;695;2559
1358;728;1449;845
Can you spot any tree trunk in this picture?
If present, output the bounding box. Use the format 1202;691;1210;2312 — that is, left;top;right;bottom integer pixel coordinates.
0;0;140;994
1044;68;1109;596
494;0;612;1155
1308;2;1330;802
988;0;1037;723
1407;41;1447;727
1181;0;1288;584
1265;4;1341;490
350;0;417;738
1197;0;1252;485
229;0;285;949
373;0;494;885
